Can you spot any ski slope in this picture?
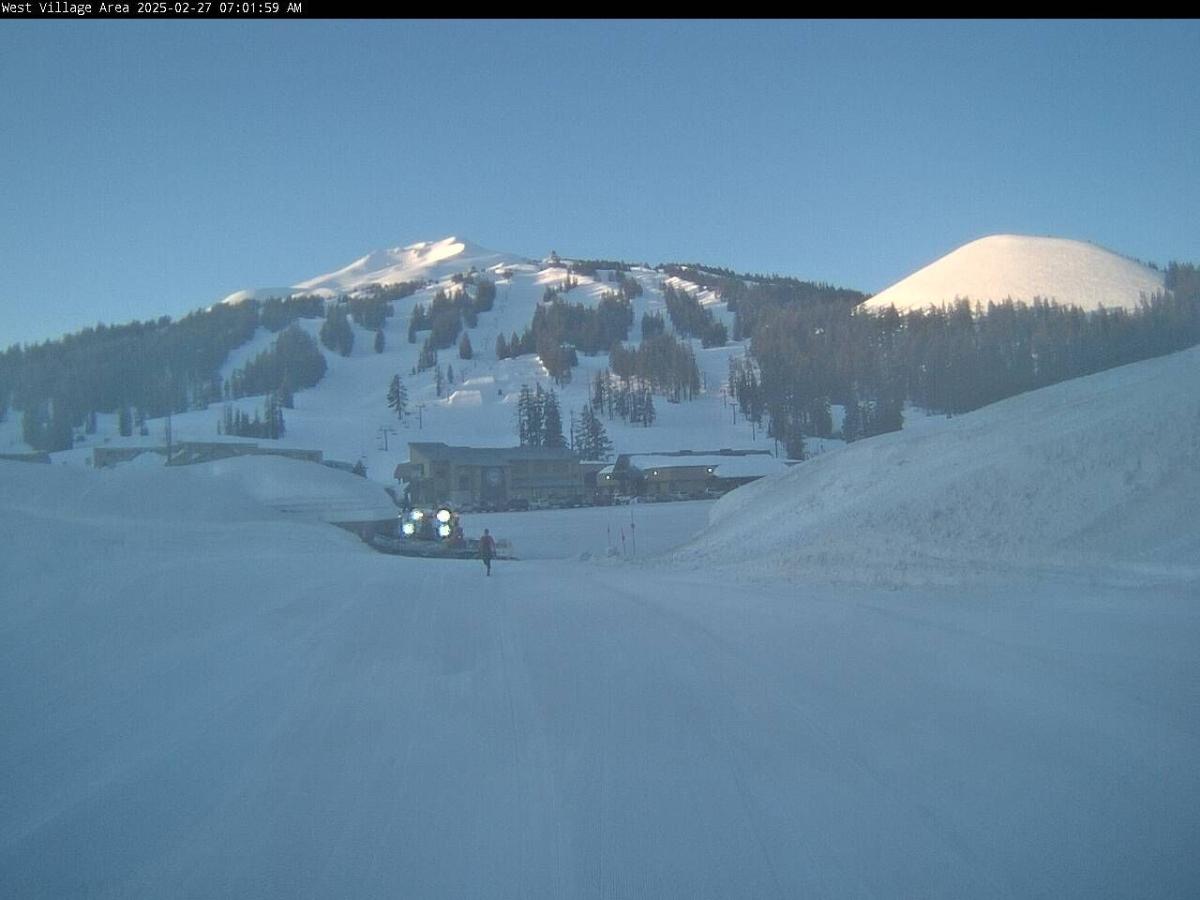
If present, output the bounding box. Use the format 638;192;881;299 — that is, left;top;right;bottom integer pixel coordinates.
2;346;1198;897
677;344;1200;587
3;235;813;482
863;234;1166;313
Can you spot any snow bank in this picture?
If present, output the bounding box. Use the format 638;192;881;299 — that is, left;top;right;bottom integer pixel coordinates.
0;454;397;527
188;456;398;523
863;234;1165;313
673;346;1200;586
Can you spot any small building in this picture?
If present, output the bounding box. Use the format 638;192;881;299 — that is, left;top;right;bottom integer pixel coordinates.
600;449;793;500
399;442;584;509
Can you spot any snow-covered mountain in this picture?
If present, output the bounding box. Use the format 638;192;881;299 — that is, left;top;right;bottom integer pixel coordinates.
25;235;812;481
1;232;1185;488
220;236;533;304
862;234;1166;312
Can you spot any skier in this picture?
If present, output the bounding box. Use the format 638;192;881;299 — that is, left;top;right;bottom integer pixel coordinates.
479;528;496;576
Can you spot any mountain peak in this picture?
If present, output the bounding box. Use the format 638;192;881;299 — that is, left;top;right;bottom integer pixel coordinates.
220;237;530;305
864;234;1165;313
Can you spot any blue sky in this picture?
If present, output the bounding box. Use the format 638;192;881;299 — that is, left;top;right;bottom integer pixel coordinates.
2;19;1198;347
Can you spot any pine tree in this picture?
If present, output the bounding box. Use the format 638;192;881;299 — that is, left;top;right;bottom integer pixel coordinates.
118;405;132;437
517;385;534;445
459;332;473;359
435;364;444;398
592;369;607;410
447;364;455;385
578;403;613;460
320;305;354;356
374;329;385;353
640;388;656;427
264;392;286;438
418;338;437;372
842;395;862;443
387;374;408;420
495;333;508;359
542;388;565;448
528;384;546;446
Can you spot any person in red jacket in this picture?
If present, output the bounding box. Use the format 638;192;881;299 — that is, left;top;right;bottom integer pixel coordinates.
479;528;496;576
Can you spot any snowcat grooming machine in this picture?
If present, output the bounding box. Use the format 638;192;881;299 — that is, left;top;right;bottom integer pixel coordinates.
372;506;513;560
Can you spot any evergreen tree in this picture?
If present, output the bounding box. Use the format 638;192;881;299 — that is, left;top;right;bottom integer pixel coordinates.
435;364;444;398
387;374;408;420
542;388;565;448
842;396;862;443
517;385;535;445
374;329;385;353
408;302;428;343
495;333;508;359
459;332;473;359
578;403;613;460
447;364;455;385
417;338;437;372
528;384;545;445
320;304;354;356
118;405;132;437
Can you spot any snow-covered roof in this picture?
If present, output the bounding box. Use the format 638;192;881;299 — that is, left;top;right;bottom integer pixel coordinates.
408;442;578;465
629;454;790;478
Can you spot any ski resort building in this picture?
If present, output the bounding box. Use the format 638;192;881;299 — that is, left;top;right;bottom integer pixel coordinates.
598;449;792;500
397;442;585;509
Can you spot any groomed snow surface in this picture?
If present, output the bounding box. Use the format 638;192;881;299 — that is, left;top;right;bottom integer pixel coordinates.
2;350;1198;898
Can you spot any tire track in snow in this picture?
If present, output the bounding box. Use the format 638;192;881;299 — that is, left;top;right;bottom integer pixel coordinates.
590;571;1011;898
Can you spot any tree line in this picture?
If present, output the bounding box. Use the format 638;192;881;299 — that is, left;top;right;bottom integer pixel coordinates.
729;263;1200;453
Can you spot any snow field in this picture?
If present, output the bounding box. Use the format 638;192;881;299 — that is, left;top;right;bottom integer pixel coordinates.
1;455;1197;897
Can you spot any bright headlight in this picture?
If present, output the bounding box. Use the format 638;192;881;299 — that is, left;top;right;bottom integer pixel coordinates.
438;524;452;538
410;509;424;521
436;508;452;524
402;522;416;535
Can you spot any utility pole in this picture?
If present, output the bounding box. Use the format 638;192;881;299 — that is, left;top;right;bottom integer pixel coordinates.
417;403;425;430
164;413;173;464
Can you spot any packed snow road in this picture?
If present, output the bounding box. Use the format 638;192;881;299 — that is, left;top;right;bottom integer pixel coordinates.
2;495;1197;898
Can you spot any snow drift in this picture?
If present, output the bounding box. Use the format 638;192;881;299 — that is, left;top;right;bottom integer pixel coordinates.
863;234;1166;313
674;346;1200;586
